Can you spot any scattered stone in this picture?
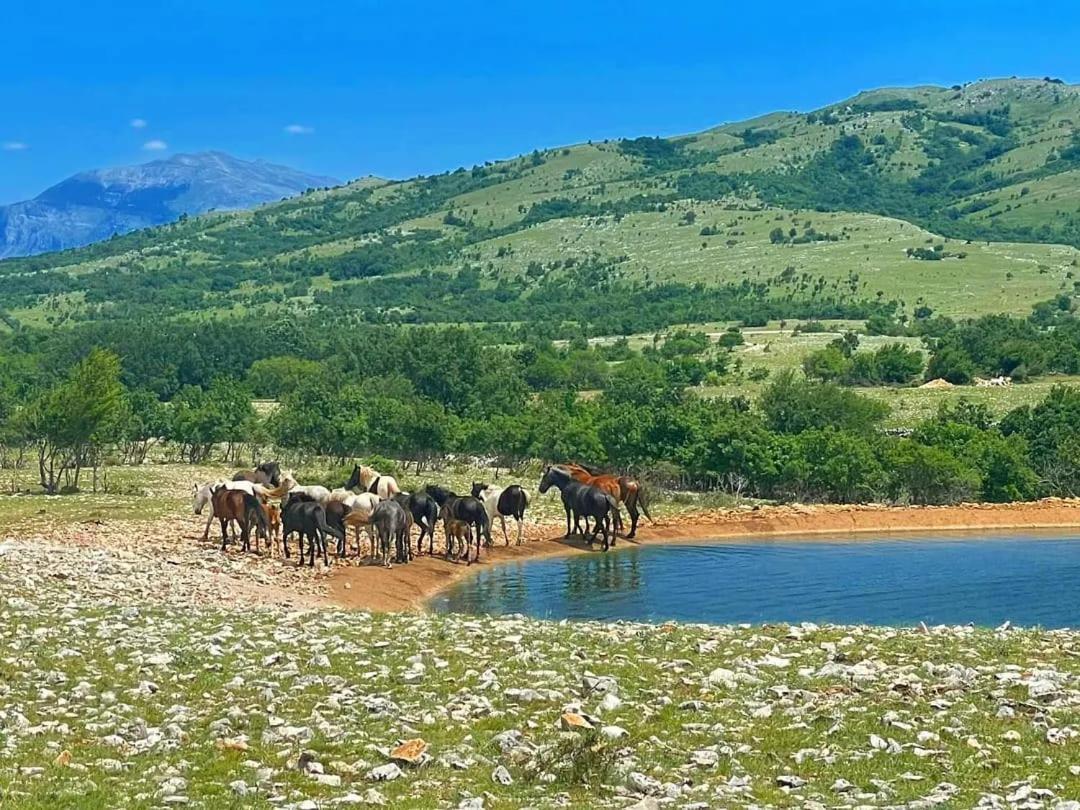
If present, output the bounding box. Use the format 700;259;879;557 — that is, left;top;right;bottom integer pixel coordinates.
366;763;403;782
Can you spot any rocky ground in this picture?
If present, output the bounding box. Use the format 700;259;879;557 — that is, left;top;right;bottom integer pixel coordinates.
2;533;1080;809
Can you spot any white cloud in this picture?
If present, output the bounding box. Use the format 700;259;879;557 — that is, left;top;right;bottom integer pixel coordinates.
284;123;314;135
142;139;168;151
130;118;148;129
2;141;28;151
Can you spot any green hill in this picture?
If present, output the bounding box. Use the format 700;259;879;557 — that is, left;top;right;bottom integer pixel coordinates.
5;77;1080;329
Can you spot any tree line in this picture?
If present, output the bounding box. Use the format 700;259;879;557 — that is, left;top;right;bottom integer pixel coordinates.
7;340;1080;508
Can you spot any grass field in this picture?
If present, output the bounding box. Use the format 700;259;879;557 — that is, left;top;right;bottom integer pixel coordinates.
2;531;1079;809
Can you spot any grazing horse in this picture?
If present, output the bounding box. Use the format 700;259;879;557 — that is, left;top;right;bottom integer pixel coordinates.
232;461;282;487
396;491;440;555
562;462;650;538
439;496;491;564
211;488;270;554
345;464;401;499
281;495;342;567
471;482;529;546
370;499;409;567
539;465;620;551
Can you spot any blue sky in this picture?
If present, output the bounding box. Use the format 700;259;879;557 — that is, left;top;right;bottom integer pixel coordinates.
2;0;1079;203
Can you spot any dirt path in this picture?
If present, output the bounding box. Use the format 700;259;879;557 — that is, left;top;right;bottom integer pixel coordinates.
327;498;1080;612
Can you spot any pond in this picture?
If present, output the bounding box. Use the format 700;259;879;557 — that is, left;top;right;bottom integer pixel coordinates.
429;533;1080;627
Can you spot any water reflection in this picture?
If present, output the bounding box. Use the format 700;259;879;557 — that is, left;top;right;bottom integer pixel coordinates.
430;533;1080;628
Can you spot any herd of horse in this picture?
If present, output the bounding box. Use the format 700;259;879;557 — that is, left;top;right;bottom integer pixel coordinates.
192;461;651;568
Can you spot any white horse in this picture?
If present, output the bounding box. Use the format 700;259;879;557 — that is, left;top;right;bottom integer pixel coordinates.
277;472;332;505
193;480;227;540
348;464;401;499
330;490;382;556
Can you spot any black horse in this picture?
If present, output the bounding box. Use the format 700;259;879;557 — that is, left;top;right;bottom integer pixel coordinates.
423;483;455;506
393;491;440;556
539;465;619;551
282;494;343;567
233;460;282;487
437;495;491;564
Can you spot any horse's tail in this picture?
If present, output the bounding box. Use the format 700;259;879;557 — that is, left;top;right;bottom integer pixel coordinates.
624;477;652;521
316;507;346;543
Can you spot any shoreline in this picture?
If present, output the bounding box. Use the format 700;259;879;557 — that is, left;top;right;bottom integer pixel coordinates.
326;498;1080;612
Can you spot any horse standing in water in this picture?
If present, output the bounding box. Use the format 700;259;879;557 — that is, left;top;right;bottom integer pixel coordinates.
345;464;401;499
562;462;650;538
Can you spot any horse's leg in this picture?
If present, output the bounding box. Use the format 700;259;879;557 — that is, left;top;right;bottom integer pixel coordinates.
563;505;572;538
219;517;229;552
203;513;213;542
500;514;509;546
626;491;639;539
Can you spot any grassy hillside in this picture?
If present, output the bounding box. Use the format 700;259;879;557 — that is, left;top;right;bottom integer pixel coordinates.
5;78;1080;329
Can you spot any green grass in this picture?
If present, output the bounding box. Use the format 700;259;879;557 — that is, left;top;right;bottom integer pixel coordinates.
1;557;1078;809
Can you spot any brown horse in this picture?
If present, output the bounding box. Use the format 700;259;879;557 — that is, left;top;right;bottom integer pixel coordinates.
562;463;651;538
211;488;270;553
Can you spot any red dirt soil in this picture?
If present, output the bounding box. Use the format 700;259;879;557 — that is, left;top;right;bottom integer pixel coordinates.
328;498;1080;612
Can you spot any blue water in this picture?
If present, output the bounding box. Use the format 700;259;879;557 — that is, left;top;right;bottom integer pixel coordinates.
429;533;1080;627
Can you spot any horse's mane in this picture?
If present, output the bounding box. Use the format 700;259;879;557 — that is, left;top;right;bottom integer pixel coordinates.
567;462;603;475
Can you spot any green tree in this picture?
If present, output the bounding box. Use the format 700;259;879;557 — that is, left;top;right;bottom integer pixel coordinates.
886;440;980;505
25;349;126;493
802;346;851;381
760;371;889;434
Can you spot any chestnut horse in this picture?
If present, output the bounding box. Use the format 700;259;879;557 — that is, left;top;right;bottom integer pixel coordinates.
562;463;651;538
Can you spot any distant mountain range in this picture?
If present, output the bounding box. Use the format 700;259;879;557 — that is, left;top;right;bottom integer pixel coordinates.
0;151;339;258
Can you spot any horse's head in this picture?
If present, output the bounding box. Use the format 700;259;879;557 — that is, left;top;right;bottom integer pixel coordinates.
538;466;556;494
257;461;282;486
192;483;205;514
470;482;488;498
425;483;453;506
345;464;362;490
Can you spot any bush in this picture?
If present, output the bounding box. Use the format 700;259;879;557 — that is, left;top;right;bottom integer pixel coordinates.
886;440;980;504
926;346;976;384
760;371;889;434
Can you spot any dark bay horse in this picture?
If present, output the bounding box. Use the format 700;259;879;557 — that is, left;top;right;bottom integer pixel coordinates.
211;488;270;554
538;465;621;551
562;462;650;538
233;461;282;487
